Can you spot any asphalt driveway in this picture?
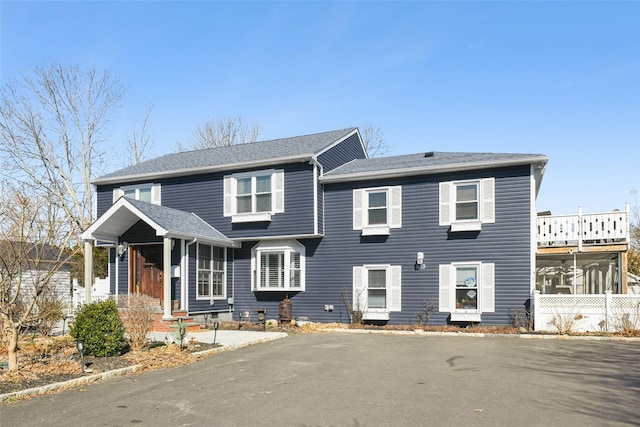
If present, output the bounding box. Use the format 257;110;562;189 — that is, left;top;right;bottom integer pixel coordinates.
1;333;638;426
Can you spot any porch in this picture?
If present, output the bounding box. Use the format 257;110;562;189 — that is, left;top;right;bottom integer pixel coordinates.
536;206;631;295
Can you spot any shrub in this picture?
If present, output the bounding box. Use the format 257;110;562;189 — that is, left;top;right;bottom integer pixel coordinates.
415;299;437;326
36;292;66;337
69;299;125;356
119;293;156;350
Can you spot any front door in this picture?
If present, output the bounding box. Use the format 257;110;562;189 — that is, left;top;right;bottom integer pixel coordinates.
130;245;164;304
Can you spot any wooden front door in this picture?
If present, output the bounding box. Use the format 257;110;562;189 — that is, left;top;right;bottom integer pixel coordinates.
130;245;164;303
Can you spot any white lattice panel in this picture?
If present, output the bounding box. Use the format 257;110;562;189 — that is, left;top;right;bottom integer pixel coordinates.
534;293;640;333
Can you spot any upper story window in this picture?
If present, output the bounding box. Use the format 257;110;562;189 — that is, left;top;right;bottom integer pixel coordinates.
439;262;495;322
197;244;226;300
113;183;161;205
224;169;284;223
251;240;305;291
353;264;402;321
439;178;494;231
353;186;402;236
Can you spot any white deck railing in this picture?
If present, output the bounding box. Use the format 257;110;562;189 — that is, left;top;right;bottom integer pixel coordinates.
533;291;640;332
537;206;630;247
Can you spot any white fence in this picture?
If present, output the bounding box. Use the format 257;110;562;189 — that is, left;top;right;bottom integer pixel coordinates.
533;291;640;333
67;277;113;316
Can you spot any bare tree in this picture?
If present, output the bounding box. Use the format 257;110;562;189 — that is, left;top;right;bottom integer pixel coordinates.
189;114;261;150
359;124;389;158
127;104;154;165
0;186;77;371
0;63;125;243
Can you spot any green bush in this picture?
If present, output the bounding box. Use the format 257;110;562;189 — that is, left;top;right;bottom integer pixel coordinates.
69;299;125;356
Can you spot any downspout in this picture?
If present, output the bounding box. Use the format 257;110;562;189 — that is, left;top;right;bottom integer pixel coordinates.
230;247;235;319
185;238;197;314
310;155;324;236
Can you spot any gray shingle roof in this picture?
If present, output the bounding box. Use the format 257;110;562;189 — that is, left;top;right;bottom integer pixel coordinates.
95;128;357;184
322;151;548;183
126;198;232;244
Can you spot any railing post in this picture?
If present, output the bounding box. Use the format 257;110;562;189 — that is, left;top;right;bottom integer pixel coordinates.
577;206;583;252
604;291;612;332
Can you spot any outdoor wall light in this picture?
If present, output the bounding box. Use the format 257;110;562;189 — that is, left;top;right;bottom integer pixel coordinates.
117;241;128;260
415;252;426;271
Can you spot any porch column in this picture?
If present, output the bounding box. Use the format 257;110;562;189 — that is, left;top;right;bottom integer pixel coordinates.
84;240;93;304
163;237;172;319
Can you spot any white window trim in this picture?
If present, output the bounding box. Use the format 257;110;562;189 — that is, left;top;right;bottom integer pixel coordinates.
353;186;402;236
439;262;495;322
251;240;305;291
439;178;495;231
196;244;227;301
224;169;284;223
353;264;402;319
113;183;161;205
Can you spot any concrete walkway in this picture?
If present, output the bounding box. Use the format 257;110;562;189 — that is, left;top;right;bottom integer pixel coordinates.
146;329;288;349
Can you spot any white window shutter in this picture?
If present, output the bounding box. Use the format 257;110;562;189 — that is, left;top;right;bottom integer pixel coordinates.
388;266;402;311
151;184;161;205
439;182;451;226
274;170;285;213
481;263;495;312
353;189;364;230
389;186;402;229
113;188;124;203
353;266;366;312
223;176;234;217
482;178;495;224
439;264;453;312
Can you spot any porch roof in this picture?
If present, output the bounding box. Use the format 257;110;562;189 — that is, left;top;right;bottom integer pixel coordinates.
81;197;235;247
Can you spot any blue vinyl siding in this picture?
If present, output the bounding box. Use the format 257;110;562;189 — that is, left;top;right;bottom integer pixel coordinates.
96;185;116;217
159;163;317;239
231;165;533;325
317;133;366;172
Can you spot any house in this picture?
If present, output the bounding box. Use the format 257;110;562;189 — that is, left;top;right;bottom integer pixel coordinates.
0;241;73;316
82;127;554;327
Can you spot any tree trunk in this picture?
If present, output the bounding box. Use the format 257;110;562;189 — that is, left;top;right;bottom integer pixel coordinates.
7;326;19;371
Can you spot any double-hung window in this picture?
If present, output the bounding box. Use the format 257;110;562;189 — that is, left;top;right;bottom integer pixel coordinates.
353;265;402;321
197;244;226;300
113;183;161;205
439;262;495;322
252;240;305;291
224;169;284;222
353;186;402;236
439;178;494;231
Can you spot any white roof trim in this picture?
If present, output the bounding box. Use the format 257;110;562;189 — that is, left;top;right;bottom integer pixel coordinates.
320;156;549;184
81;197;169;241
92;154;313;185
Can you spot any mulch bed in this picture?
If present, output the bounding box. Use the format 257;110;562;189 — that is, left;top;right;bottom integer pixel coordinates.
0;338;220;397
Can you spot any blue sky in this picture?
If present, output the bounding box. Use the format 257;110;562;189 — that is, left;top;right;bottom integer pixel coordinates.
1;1;639;215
